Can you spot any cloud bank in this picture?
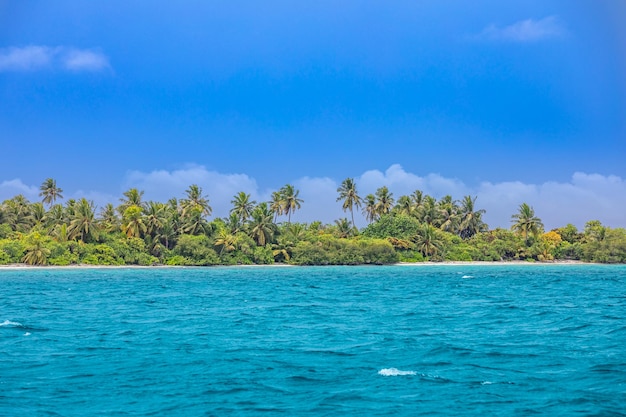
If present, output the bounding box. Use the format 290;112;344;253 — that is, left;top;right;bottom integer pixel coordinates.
0;45;110;72
2;165;625;231
476;16;566;42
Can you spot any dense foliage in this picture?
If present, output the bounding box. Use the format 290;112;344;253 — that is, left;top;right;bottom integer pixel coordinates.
1;178;624;266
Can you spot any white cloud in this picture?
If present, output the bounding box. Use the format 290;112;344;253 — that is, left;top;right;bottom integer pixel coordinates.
0;179;39;201
2;166;625;231
476;16;566;43
0;45;110;72
61;48;110;71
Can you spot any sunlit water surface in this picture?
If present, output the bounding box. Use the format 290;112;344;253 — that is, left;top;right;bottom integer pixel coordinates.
1;265;625;416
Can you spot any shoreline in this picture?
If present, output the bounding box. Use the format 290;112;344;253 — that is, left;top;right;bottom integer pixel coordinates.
0;260;603;270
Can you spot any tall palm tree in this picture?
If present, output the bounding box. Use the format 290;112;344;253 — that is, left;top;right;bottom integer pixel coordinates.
2;195;32;232
436;195;459;232
99;203;120;233
411;190;425;213
511;203;544;241
39;178;64;207
458;195;487;239
230;192;256;223
248;202;276;246
269;191;283;222
121;205;147;238
280;184;303;224
394;195;414;216
336;178;362;227
68;198;98;242
417;196;438;225
362;194;378;223
374;186;394;217
181;184;211;218
144;201;166;237
118;188;144;215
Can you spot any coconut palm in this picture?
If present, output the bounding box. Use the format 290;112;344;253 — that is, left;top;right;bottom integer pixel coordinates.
333;218;354;238
336;178;362;226
394;195;414;216
39;178;64;207
417;196;438;225
2;195;32;232
374;186;394;217
411;190;425;213
118;188;144;214
22;234;51;265
269;191;283;222
511;203;544;241
68;198;98;242
121;205;147;238
99;203;120;233
230;192;256;223
362;194;378;223
436;195;459;232
214;229;237;255
144;201;166;237
458;195;487;239
279;184;303;224
248;202;276;246
44;204;66;230
181;184;211;217
413;224;444;258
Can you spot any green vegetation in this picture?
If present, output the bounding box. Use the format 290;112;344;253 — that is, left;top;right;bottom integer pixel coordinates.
0;178;624;266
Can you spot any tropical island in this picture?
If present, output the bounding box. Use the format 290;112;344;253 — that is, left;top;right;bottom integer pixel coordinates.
0;178;624;266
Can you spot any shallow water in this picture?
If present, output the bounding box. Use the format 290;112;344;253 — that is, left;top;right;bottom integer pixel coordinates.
2;265;625;416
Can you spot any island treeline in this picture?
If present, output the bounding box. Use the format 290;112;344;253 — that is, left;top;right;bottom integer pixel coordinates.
0;178;624;266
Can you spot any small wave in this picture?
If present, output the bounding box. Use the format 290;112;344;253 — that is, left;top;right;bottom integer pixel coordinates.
0;320;24;328
378;368;416;376
24;332;31;336
462;275;474;279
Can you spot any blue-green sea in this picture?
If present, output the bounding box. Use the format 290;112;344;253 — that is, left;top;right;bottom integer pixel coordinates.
1;265;625;416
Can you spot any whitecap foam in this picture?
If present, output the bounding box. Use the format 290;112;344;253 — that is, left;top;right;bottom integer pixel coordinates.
378;368;417;376
462;275;474;279
0;320;23;327
24;332;31;336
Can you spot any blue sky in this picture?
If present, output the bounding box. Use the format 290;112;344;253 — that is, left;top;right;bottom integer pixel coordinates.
1;1;625;229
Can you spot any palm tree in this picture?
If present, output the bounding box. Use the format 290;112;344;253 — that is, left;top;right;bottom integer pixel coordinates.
394;195;414;216
411;190;425;213
121;205;147;238
336;178;362;226
417;196;438;225
68;198;98;242
44;204;66;231
39;178;64;207
99;203;120;233
22;234;51;265
269;191;283;222
280;184;303;224
2;195;32;232
144;201;166;237
230;192;256;223
214;229;237;255
511;203;544;241
374;186;394;217
458;195;487;239
181;184;211;217
333;218;354;238
413;224;444;258
362;194;378;223
248;202;276;246
118;188;144;214
436;195;459;232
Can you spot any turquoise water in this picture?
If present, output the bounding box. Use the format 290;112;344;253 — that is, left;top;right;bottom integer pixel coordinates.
1;265;625;416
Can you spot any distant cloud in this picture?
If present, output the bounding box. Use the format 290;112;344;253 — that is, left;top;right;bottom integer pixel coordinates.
0;45;110;72
476;16;566;43
1;165;625;231
0;179;39;200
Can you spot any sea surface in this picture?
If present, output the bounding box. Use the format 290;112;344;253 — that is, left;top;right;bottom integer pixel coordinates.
1;265;625;416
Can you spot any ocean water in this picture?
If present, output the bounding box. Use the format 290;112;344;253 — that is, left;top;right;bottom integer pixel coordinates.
1;265;625;416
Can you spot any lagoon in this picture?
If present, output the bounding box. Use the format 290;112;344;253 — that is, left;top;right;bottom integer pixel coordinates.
2;265;625;416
